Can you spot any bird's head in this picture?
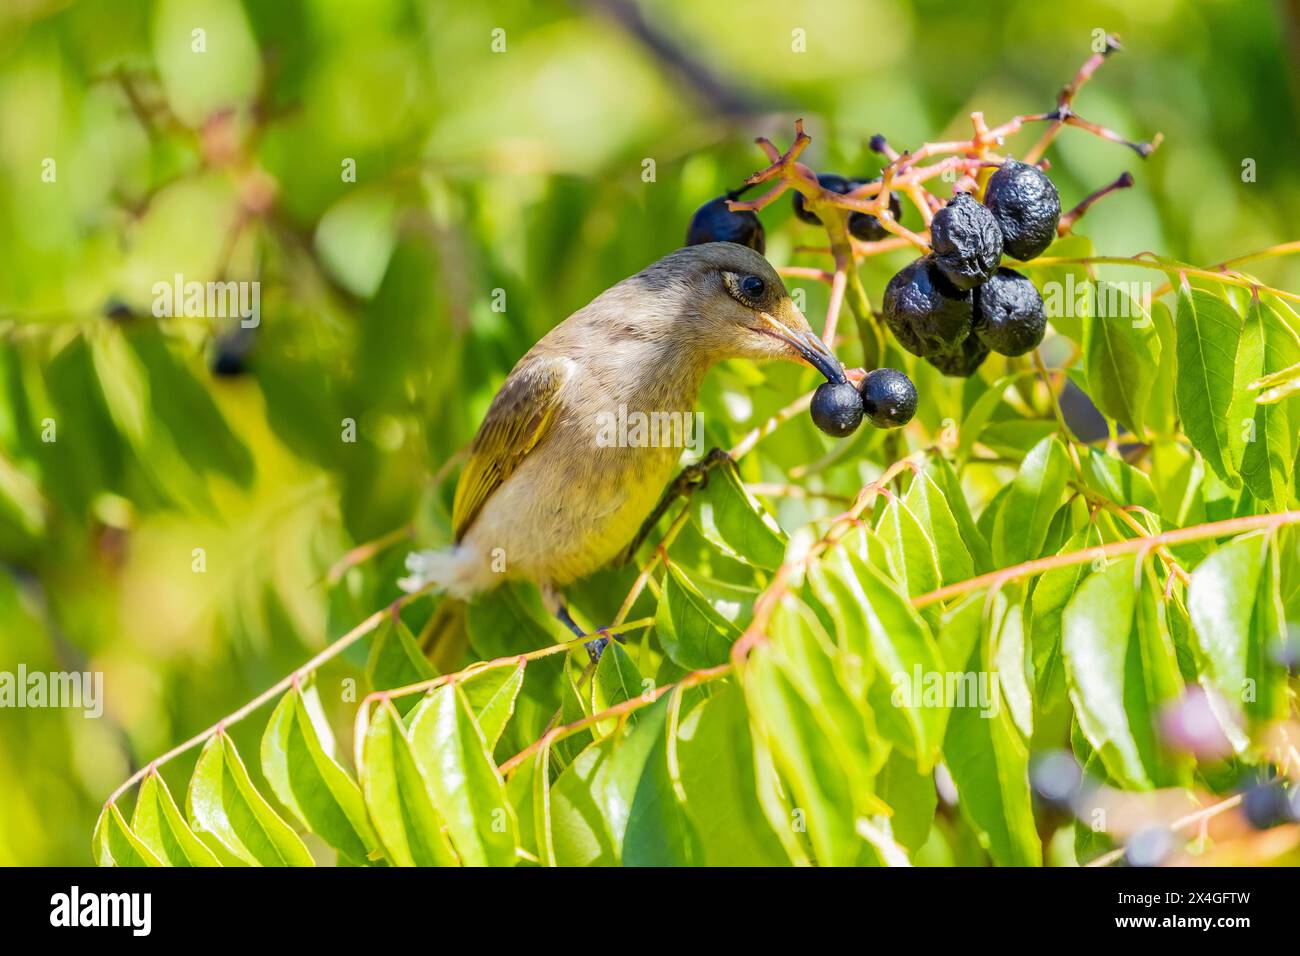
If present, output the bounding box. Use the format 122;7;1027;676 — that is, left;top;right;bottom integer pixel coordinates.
630;242;847;383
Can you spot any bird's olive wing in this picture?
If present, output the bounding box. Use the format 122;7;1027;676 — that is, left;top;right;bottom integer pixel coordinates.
451;355;572;541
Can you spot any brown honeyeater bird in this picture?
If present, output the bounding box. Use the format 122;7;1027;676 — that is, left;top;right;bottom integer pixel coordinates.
400;242;843;655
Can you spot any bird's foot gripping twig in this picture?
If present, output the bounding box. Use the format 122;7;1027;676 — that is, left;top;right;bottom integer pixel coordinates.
553;603;622;662
617;447;733;565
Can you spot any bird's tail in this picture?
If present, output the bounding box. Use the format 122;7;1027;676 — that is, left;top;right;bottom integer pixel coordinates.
398;546;483;600
417;597;468;673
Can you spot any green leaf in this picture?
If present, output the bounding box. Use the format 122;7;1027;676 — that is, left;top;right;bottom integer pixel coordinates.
186;732;314;866
408;685;519;866
1029;523;1104;703
655;562;741;669
992;594;1033;739
131;328;253;487
1062;556;1186;789
992;434;1071;567
130;772;220;866
261;684;379;865
366;612;436;711
1188;533;1289;733
743;640;862;865
93;803;164;867
550;697;671;865
1082;284;1161;436
902;470;976;586
360;700;459;866
668;685;789;865
875;497;942;602
940;597;1041;866
926;454;992;573
813;548;945;769
691;459;787;569
1175;282;1246;485
591;641;645;735
622;692;704;866
1241;296;1300;509
877;748;936;855
460;659;527;751
1077;446;1160;517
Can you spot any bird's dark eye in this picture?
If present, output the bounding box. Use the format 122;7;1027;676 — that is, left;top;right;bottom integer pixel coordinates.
740;275;765;298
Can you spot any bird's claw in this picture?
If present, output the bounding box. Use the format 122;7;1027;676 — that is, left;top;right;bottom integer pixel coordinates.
584;627;623;662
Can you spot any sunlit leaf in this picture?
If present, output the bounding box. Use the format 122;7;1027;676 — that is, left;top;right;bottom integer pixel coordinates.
93;803;164;868
940;597;1041;867
408;684;519;866
261;683;379;865
691;459;787;569
186;732;314;866
1174;282;1247;485
992;434;1070;566
360;699;458;866
131;772;220;867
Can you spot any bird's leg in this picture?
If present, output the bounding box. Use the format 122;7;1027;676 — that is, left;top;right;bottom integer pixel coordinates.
618;446;733;564
540;583;620;662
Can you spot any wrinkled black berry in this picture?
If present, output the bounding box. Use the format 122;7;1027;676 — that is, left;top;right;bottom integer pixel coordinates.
882;255;973;359
973;268;1047;356
810;380;864;437
846;178;903;243
686;196;765;253
861;368;916;429
792;173;851;225
983;160;1061;260
926;333;990;378
929;192;1003;290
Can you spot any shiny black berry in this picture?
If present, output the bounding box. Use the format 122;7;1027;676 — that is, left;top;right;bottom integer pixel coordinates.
929;192;1003;290
983;160;1061;260
792;173;851;225
810;380;864;437
686;196;765;253
882;255;973;359
973;268;1047;356
846;178;903;243
861;368;916;429
926;333;990;378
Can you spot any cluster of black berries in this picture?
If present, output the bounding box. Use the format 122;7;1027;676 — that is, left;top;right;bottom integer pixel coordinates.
808;368;916;437
883;160;1058;376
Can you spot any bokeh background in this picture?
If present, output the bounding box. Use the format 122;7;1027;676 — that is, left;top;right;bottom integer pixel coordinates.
1;0;1298;866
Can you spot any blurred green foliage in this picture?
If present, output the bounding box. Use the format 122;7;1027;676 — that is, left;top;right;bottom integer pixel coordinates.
0;0;1297;865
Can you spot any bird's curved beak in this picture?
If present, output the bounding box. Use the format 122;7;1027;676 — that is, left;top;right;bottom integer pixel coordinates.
753;311;847;384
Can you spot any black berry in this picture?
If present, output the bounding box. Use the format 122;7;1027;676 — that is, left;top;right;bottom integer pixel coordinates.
686;196;765;253
1242;782;1298;830
861;368;916;429
929;192;1003;290
846;178;902;242
211;327;255;377
1123;826;1174;867
973;268;1047;356
792;173;851;225
810;380;864;437
926;333;989;378
983;160;1061;260
882;255;973;359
